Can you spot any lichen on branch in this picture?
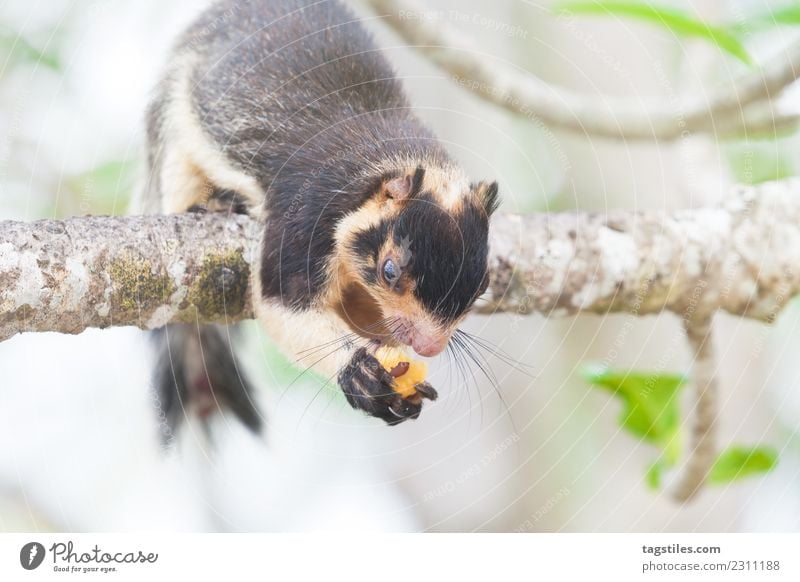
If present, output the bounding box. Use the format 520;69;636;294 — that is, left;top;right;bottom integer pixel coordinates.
0;213;260;342
2;179;798;502
2;179;800;341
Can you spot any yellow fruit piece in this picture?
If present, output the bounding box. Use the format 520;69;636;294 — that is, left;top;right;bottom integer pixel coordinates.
375;346;428;398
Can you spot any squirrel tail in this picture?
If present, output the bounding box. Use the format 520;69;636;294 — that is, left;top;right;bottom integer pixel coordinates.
151;324;262;443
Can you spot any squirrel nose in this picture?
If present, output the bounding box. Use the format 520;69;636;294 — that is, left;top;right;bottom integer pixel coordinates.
411;333;449;357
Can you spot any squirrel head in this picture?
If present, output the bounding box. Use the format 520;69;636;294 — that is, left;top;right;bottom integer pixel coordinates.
332;165;499;357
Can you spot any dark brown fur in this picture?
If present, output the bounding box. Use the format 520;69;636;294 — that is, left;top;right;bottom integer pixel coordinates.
140;0;498;430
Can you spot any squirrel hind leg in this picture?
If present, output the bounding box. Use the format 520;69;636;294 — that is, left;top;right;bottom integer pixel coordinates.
151;324;263;444
188;188;252;215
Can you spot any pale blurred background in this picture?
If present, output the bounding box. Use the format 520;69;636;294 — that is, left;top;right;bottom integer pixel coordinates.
1;0;799;532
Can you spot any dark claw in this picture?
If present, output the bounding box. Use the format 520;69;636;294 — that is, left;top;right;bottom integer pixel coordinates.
414;382;438;401
338;347;435;425
388;395;420;421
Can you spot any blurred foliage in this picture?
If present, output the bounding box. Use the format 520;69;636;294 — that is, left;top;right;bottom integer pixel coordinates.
63;160;138;216
244;323;334;399
742;2;800;30
554;0;753;65
258;333;309;388
582;367;684;464
709;445;779;484
645;457;668;489
724;143;795;185
583;366;778;490
0;25;60;74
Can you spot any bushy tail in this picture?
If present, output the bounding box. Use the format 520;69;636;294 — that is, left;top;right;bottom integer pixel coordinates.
151;324;262;443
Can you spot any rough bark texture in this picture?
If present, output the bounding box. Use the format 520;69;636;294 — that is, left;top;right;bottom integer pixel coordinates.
480;179;800;323
2;179;798;502
670;316;719;503
0;213;260;342
0;181;794;338
2;179;798;339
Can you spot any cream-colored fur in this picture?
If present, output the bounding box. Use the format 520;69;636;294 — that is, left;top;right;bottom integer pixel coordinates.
251;246;358;380
158;56;265;215
362;157;470;211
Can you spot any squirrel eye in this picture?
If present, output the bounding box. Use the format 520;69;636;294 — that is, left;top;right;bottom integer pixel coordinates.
382;258;399;285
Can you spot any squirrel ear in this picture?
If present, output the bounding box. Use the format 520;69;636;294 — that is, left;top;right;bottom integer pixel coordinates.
385;175;413;200
384;166;425;202
474;180;500;216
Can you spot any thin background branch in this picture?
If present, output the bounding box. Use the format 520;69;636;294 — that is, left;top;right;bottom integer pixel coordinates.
366;0;800;139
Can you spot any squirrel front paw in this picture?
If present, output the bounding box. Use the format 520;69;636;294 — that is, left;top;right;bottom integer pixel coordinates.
338;347;437;425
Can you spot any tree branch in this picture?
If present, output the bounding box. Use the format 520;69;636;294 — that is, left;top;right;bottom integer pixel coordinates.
0;179;800;339
0;213;260;342
669;316;719;503
479;179;800;323
2;179;799;338
366;0;800;140
3;179;798;501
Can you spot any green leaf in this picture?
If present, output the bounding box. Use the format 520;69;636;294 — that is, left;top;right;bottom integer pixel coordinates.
554;1;753;65
243;323;334;394
645;458;667;489
75;160;136;192
742;4;800;30
582;366;686;462
66;160;138;215
708;445;779;484
583;368;780;491
0;26;60;72
725;143;796;185
770;4;800;26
